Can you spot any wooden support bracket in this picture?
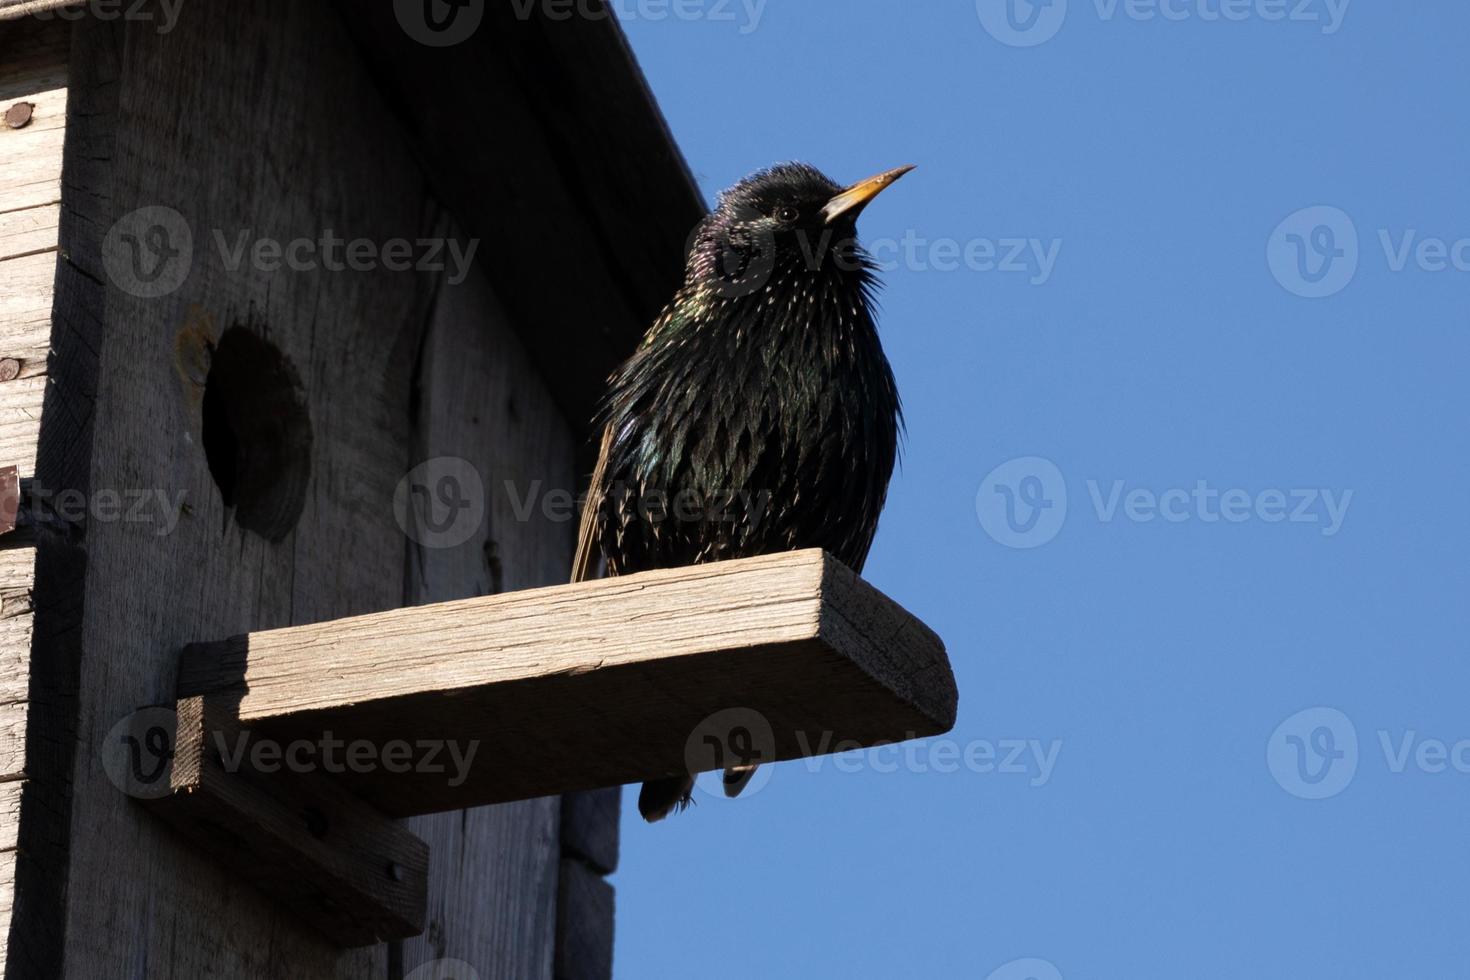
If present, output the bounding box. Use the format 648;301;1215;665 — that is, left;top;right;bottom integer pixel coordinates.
143;697;430;947
143;549;956;946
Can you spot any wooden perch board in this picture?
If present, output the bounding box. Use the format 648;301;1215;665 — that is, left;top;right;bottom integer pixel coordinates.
173;549;956;817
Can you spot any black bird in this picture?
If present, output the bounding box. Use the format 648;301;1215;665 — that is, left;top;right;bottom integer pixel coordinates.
572;162;912;821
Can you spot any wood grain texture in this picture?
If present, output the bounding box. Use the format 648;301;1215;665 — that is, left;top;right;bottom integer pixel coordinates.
147;696;430;948
0;24;67;217
334;0;705;450
52;5;437;977
177;549;958;815
0;17;67;978
0;1;82;21
560;787;621;876
0;3;727;975
554;860;614;980
392;221;570;980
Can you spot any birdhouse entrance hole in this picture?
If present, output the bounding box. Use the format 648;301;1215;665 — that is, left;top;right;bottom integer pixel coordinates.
200;325;313;542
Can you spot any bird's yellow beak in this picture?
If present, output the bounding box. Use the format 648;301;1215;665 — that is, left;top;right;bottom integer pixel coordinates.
821;164;916;225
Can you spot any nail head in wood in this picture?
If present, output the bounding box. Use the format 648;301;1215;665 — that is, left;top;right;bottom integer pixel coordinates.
4;102;33;129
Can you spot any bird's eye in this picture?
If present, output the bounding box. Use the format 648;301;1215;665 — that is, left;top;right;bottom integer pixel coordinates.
775;206;800;223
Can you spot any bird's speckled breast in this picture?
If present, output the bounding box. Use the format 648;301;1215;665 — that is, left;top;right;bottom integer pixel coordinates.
595;257;901;575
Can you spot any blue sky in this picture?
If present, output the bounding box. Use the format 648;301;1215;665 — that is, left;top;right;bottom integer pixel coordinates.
611;4;1470;978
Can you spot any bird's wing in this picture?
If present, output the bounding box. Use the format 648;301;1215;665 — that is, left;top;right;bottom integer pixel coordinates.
571;424;613;583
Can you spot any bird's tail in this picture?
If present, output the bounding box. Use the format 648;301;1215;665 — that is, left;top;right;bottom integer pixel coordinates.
638;775;695;822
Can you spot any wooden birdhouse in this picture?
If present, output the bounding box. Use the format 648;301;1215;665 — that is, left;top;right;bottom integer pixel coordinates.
0;2;956;977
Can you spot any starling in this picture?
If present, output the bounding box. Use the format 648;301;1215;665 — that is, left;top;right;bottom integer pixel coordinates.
572;162;913;821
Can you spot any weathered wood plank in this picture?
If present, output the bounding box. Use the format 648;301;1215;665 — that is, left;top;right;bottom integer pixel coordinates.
554;860;614;980
0;707;20;779
0;1;82;21
0;783;18;853
0;18;65;495
0;248;57;477
0;47;67;215
393;222;568;979
146;696;430;948
176;549;957;815
0;17;66;977
0;203;59;259
560;787;620;876
51;5;439;976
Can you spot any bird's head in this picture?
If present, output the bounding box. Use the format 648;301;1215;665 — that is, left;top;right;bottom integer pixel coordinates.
687;162;914;298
